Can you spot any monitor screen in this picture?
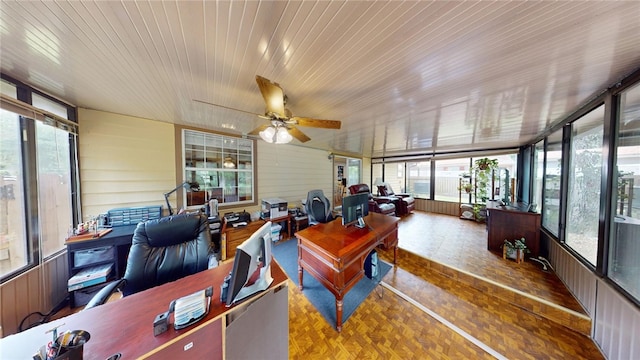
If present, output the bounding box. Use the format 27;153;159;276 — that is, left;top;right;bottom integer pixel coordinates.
224;221;273;307
342;192;369;228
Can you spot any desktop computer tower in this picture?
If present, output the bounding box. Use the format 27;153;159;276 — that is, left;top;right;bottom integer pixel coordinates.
364;250;379;280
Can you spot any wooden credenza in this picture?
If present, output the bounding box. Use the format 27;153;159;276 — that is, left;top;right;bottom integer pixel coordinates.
486;201;541;258
221;220;266;260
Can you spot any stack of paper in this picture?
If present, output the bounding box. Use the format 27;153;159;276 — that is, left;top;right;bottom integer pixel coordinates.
68;263;113;291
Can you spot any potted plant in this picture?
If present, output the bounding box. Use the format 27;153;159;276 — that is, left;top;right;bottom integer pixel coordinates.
460;183;473;193
471;158;499;221
475;157;498;171
503;237;530;263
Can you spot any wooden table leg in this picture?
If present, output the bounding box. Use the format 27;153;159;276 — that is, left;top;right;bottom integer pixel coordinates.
336;296;344;332
298;262;304;291
393;245;398;264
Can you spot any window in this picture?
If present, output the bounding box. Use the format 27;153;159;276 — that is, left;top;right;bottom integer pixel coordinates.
532;140;545;212
434;158;471;202
543;129;563;236
0;78;78;280
407;161;431;199
472;154;518;203
35;121;74;258
0;103;28;276
566;105;605;265
183;130;255;208
383;162;406;197
609;83;640;301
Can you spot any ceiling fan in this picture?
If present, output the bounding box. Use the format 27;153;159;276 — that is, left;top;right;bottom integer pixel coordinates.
194;75;341;143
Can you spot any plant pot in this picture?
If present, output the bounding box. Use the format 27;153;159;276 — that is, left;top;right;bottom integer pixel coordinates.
503;247;524;263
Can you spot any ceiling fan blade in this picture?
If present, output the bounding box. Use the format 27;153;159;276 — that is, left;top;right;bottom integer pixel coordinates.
248;124;270;136
256;75;286;118
193;99;261;117
288;127;311;143
291;117;342;129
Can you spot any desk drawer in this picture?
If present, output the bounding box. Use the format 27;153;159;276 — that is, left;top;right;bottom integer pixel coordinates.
73;246;115;267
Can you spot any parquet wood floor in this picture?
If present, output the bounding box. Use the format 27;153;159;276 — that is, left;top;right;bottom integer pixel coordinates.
54;211;603;359
287;211;604;359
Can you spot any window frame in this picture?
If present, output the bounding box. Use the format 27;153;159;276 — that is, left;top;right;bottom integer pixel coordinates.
0;75;79;282
181;128;257;210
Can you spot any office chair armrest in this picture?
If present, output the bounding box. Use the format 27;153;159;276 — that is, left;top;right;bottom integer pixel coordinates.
84;279;126;309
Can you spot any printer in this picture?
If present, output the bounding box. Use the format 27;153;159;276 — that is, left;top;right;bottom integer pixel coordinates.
261;198;288;219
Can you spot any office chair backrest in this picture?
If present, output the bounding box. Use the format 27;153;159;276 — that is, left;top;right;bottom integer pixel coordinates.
123;213;211;296
305;189;333;225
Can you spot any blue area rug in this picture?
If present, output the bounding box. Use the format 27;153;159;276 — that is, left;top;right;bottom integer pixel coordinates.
272;238;391;328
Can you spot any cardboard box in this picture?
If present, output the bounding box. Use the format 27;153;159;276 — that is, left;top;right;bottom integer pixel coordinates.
261;198;288;219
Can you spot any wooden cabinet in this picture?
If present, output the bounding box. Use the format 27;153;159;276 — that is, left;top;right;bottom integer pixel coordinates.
221;220;266;260
486;201;540;258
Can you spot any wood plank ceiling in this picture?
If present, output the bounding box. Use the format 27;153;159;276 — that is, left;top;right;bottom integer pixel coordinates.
1;1;639;158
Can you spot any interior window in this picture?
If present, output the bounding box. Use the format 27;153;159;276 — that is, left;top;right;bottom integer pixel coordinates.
183;129;255;209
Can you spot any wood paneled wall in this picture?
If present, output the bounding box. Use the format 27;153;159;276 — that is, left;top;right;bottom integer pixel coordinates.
78;108;176;217
254;143;333;212
0;252;67;337
549;240;640;359
415;199;460;216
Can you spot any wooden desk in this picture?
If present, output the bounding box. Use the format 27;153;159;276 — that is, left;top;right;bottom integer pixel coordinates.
0;261;288;360
295;212;399;332
221;219;266;260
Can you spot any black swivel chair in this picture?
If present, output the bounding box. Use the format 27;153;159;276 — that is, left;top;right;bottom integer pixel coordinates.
305;189;334;225
85;213;212;309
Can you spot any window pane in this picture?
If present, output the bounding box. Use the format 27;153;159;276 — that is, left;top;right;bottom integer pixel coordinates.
383;162;406;196
407;161;431;198
36;121;73;258
0;109;29;276
32;93;68;119
566;105;605;265
371;164;383;193
435;158;470;202
532;141;544;213
183;130;254;208
609;82;640;301
346;159;361;188
473;154;518;203
543;129;563;236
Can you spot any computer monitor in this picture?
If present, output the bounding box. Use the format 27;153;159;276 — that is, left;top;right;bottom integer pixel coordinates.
342;192;369;228
224;221;273;307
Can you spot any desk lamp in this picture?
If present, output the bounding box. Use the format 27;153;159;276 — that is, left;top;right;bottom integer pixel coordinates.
164;181;200;215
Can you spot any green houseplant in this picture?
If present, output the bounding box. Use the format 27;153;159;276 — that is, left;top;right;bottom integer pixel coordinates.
503;237;530;263
472;158;499;221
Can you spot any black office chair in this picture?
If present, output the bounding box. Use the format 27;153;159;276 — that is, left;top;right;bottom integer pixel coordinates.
85;213;211;309
305;189;333;225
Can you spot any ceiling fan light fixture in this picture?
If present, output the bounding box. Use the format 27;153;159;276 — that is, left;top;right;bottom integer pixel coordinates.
275;127;293;144
223;157;236;168
259;126;276;143
259;125;292;144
